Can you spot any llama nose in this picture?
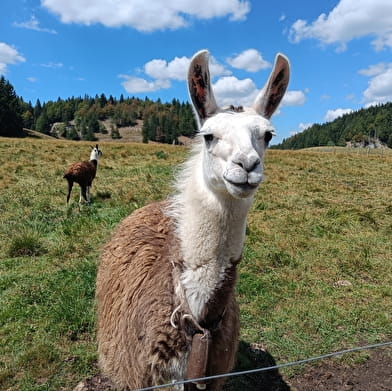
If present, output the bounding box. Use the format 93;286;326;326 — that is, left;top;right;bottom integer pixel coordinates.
233;154;261;172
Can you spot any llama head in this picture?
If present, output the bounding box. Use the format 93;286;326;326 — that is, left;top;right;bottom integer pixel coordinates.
187;50;290;199
90;144;103;161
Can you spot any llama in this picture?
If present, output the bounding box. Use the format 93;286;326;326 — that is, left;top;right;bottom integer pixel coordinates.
63;144;102;204
96;50;290;390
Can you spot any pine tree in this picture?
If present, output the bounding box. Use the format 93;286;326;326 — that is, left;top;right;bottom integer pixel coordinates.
0;76;24;137
35;110;51;134
33;99;42;127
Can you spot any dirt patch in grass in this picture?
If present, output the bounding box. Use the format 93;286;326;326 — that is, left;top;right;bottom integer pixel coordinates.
72;346;392;390
73;375;113;391
92;120;143;143
289;348;392;391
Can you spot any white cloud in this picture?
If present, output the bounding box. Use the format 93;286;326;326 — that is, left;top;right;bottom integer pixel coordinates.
42;0;250;31
0;42;25;74
288;0;392;51
359;63;392;104
325;108;353;122
363;68;392;103
279;14;286;22
13;16;57;34
299;122;313;131
121;54;230;95
211;74;306;109
290;122;313;137
281;90;306;106
144;55;230;81
216;80;307;110
41;62;63;68
209;57;232;78
119;75;171;93
27;77;37;82
227;49;271;72
212;76;258;107
144;57;189;81
358;63;391;77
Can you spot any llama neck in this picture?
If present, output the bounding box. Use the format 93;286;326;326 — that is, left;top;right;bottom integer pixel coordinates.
171;158;253;320
178;190;251;268
90;159;98;168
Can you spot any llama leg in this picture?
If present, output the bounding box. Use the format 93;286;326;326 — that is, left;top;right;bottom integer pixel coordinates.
80;186;88;203
87;186;91;203
66;180;73;204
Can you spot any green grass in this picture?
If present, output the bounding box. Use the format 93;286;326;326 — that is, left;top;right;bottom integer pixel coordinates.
0;139;391;389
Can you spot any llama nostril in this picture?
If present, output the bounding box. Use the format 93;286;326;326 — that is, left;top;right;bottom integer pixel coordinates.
249;158;261;172
234;156;260;172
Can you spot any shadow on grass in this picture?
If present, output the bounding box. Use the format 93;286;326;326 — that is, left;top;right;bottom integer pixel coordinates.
73;341;291;391
225;340;291;390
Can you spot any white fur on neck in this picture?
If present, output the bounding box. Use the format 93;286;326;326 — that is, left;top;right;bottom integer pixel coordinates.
169;138;253;321
90;148;100;162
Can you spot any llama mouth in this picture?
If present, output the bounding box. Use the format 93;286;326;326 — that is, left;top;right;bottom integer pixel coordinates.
227;179;258;189
224;173;262;189
224;178;259;198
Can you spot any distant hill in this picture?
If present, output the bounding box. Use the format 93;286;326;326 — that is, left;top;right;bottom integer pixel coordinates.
273;102;392;150
0;75;197;144
23;95;197;144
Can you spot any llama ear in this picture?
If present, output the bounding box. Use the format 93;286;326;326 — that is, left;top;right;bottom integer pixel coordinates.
188;50;218;126
253;53;290;119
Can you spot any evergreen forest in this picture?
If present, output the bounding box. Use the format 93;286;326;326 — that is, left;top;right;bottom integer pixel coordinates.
274;102;392;149
0;76;197;143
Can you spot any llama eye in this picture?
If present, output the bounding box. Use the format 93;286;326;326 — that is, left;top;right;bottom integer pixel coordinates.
203;133;214;143
264;131;273;144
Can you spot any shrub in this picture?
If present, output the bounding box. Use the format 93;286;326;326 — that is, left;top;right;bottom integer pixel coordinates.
155;150;168;159
8;231;46;257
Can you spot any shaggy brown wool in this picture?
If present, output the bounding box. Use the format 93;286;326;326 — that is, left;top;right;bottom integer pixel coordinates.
96;201;240;390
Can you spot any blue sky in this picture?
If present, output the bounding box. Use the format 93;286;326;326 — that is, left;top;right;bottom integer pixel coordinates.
1;0;392;144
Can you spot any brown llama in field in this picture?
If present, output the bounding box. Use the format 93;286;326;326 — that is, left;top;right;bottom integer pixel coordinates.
63;144;102;204
96;50;290;390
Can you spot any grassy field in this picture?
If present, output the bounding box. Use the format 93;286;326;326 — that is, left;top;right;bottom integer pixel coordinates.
0;138;391;390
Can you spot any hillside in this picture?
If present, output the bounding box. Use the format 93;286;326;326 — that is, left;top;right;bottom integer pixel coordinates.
49;119;144;143
274;102;392;150
24;121;144;143
0;75;197;144
27;95;196;144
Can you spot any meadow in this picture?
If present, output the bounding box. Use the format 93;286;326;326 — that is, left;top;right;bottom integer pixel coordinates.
0;138;391;390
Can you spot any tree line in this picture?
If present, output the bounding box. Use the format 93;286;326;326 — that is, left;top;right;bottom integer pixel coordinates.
273;102;392;150
0;76;197;143
4;75;391;148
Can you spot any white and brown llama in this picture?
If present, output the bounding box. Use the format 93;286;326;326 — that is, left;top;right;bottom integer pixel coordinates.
63;144;102;204
96;50;290;390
